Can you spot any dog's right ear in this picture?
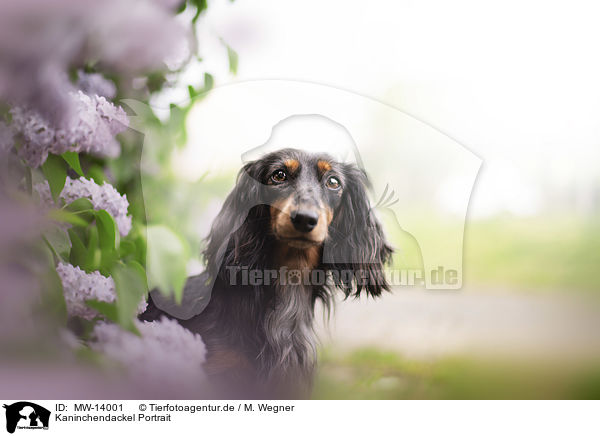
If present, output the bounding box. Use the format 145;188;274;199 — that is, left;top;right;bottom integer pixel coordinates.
203;161;264;277
324;164;393;297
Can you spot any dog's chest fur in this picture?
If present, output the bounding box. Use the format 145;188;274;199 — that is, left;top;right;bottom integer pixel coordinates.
261;281;316;391
253;245;321;392
184;246;321;397
260;245;321;381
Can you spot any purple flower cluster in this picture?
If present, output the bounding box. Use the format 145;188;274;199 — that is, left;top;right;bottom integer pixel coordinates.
0;0;201;397
0;0;190;126
91;317;207;393
35;176;132;237
76;71;117;99
10;91;129;168
56;262;147;320
0;0;192;167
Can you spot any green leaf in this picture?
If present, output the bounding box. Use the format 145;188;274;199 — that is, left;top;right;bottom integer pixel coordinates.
187;84;195;99
48;209;89;227
226;44;238;75
128;228;147;266
39;261;67;326
119;240;136;258
112;262;148;334
44;227;71;260
95;210;118;274
88;165;106;185
41;154;67;202
68;228;88;269
187;73;214;100
42;235;61;264
169;104;188;147
85;300;119;323
191;0;207;23
64;197;95;224
127;260;148;291
146;225;188;304
203;72;214;91
95;210;117;250
61;151;84;177
64;197;93;212
146;72;167;93
85;226;99;271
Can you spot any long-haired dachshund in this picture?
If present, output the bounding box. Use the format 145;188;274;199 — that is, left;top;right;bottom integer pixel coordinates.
142;148;392;398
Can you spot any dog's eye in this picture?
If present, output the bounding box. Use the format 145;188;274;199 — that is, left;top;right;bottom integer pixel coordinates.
326;176;341;190
271;169;287;183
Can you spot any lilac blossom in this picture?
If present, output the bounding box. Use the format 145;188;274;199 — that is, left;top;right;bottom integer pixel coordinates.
76;71;117;99
10;91;128;168
35;177;132;237
0;0;190;126
91;318;207;394
61;177;132;237
56;262;147;320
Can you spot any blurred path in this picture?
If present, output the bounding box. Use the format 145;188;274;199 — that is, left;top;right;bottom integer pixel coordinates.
315;288;600;359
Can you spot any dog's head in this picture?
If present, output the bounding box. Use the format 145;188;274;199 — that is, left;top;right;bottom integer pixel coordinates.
265;149;342;249
204;148;393;297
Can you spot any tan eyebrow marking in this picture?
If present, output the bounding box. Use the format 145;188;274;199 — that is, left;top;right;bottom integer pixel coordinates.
317;160;332;174
284;159;299;173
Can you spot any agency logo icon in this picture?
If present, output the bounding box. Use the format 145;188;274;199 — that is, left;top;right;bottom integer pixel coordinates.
2;402;50;434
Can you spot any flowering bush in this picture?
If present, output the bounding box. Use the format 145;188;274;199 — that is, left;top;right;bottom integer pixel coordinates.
56;262;148;320
91;318;207;396
0;0;232;397
10;91;129;168
36;176;133;237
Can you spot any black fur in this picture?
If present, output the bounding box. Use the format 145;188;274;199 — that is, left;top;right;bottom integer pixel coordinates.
142;148;392;398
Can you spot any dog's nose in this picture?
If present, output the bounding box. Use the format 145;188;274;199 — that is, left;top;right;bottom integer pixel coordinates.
290;210;319;233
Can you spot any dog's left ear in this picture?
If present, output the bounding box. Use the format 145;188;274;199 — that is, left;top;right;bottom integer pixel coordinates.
323;165;393;297
203;161;266;278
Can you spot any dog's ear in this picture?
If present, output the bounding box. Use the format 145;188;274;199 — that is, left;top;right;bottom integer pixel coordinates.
203;161;269;278
323;165;393;297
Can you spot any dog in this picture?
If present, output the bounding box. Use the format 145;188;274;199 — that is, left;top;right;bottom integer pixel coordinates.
142;148;393;398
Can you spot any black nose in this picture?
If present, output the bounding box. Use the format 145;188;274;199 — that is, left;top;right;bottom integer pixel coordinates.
290;210;319;233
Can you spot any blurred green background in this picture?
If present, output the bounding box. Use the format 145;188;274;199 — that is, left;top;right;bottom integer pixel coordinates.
136;103;600;398
129;1;600;398
310;214;600;399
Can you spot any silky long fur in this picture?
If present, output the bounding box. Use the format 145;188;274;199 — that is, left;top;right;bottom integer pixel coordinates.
143;149;393;398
